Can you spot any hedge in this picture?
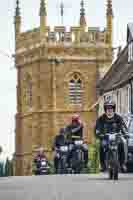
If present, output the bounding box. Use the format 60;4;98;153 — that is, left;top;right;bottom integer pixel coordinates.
88;139;100;173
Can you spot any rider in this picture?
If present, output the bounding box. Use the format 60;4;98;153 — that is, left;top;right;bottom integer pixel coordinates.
65;114;88;167
34;147;48;173
95;100;128;172
34;147;46;162
53;128;67;173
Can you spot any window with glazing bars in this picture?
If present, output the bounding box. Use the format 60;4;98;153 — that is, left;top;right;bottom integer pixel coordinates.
69;78;82;104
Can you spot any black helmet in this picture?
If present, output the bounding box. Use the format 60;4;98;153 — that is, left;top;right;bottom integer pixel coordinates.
59;128;65;135
104;100;116;112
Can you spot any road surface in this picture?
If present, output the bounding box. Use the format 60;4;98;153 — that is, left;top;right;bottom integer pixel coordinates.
0;173;132;200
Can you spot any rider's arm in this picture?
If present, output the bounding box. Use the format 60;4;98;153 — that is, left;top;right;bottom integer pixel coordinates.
52;136;58;150
71;124;83;135
64;126;71;141
119;117;128;136
95;117;103;138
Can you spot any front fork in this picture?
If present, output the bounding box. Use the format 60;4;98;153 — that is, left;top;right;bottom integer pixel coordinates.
107;147;119;169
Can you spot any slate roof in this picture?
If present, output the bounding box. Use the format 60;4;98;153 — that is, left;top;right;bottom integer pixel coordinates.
99;23;133;94
99;46;130;94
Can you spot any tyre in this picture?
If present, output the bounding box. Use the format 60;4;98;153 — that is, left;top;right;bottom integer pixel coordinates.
109;168;113;180
108;150;119;180
73;149;83;174
62;156;68;174
57;156;67;174
77;149;84;162
112;152;119;180
57;160;62;174
114;165;119;180
114;170;118;180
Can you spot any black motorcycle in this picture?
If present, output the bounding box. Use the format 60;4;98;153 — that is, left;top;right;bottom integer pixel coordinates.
70;136;85;174
105;132;121;180
57;145;69;174
34;158;50;175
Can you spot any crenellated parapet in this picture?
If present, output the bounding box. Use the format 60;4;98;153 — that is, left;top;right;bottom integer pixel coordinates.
15;25;113;73
15;25;108;53
14;0;112;53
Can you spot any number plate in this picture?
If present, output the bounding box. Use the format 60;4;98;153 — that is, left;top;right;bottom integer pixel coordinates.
74;140;83;145
109;134;116;141
41;161;46;166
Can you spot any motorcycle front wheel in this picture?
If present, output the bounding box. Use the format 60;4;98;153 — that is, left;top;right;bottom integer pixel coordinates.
108;151;119;180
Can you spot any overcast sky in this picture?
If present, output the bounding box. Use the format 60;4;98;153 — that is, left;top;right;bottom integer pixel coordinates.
0;0;133;159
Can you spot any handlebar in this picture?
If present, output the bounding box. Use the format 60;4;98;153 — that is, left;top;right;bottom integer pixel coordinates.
99;132;122;139
105;132;122;136
124;134;130;139
71;135;82;139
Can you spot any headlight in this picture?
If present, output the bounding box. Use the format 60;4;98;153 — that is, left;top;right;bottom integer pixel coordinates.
74;140;83;145
60;146;68;152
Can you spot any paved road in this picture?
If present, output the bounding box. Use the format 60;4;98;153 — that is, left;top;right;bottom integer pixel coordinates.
0;173;133;200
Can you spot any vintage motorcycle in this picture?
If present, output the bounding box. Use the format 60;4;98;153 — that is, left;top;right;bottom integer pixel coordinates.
105;132;122;180
70;136;85;174
34;158;50;175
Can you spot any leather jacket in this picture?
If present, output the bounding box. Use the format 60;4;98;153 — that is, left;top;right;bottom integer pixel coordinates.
53;134;66;149
65;121;83;142
95;113;128;138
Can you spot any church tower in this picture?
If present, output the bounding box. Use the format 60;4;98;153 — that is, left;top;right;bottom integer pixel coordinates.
14;0;113;175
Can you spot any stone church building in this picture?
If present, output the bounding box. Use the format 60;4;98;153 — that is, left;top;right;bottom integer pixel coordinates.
14;0;113;175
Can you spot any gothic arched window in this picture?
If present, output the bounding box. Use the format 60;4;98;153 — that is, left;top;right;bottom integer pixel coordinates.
69;74;82;105
25;74;32;108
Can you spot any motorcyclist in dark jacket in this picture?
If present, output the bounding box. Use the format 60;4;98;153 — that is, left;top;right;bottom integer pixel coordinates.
53;128;66;148
65;114;88;167
66;115;83;141
95;100;128;172
53;128;67;173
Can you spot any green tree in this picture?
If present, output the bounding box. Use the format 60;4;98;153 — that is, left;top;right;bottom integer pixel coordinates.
0;162;4;177
88;139;100;173
0;146;4;177
4;158;10;176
